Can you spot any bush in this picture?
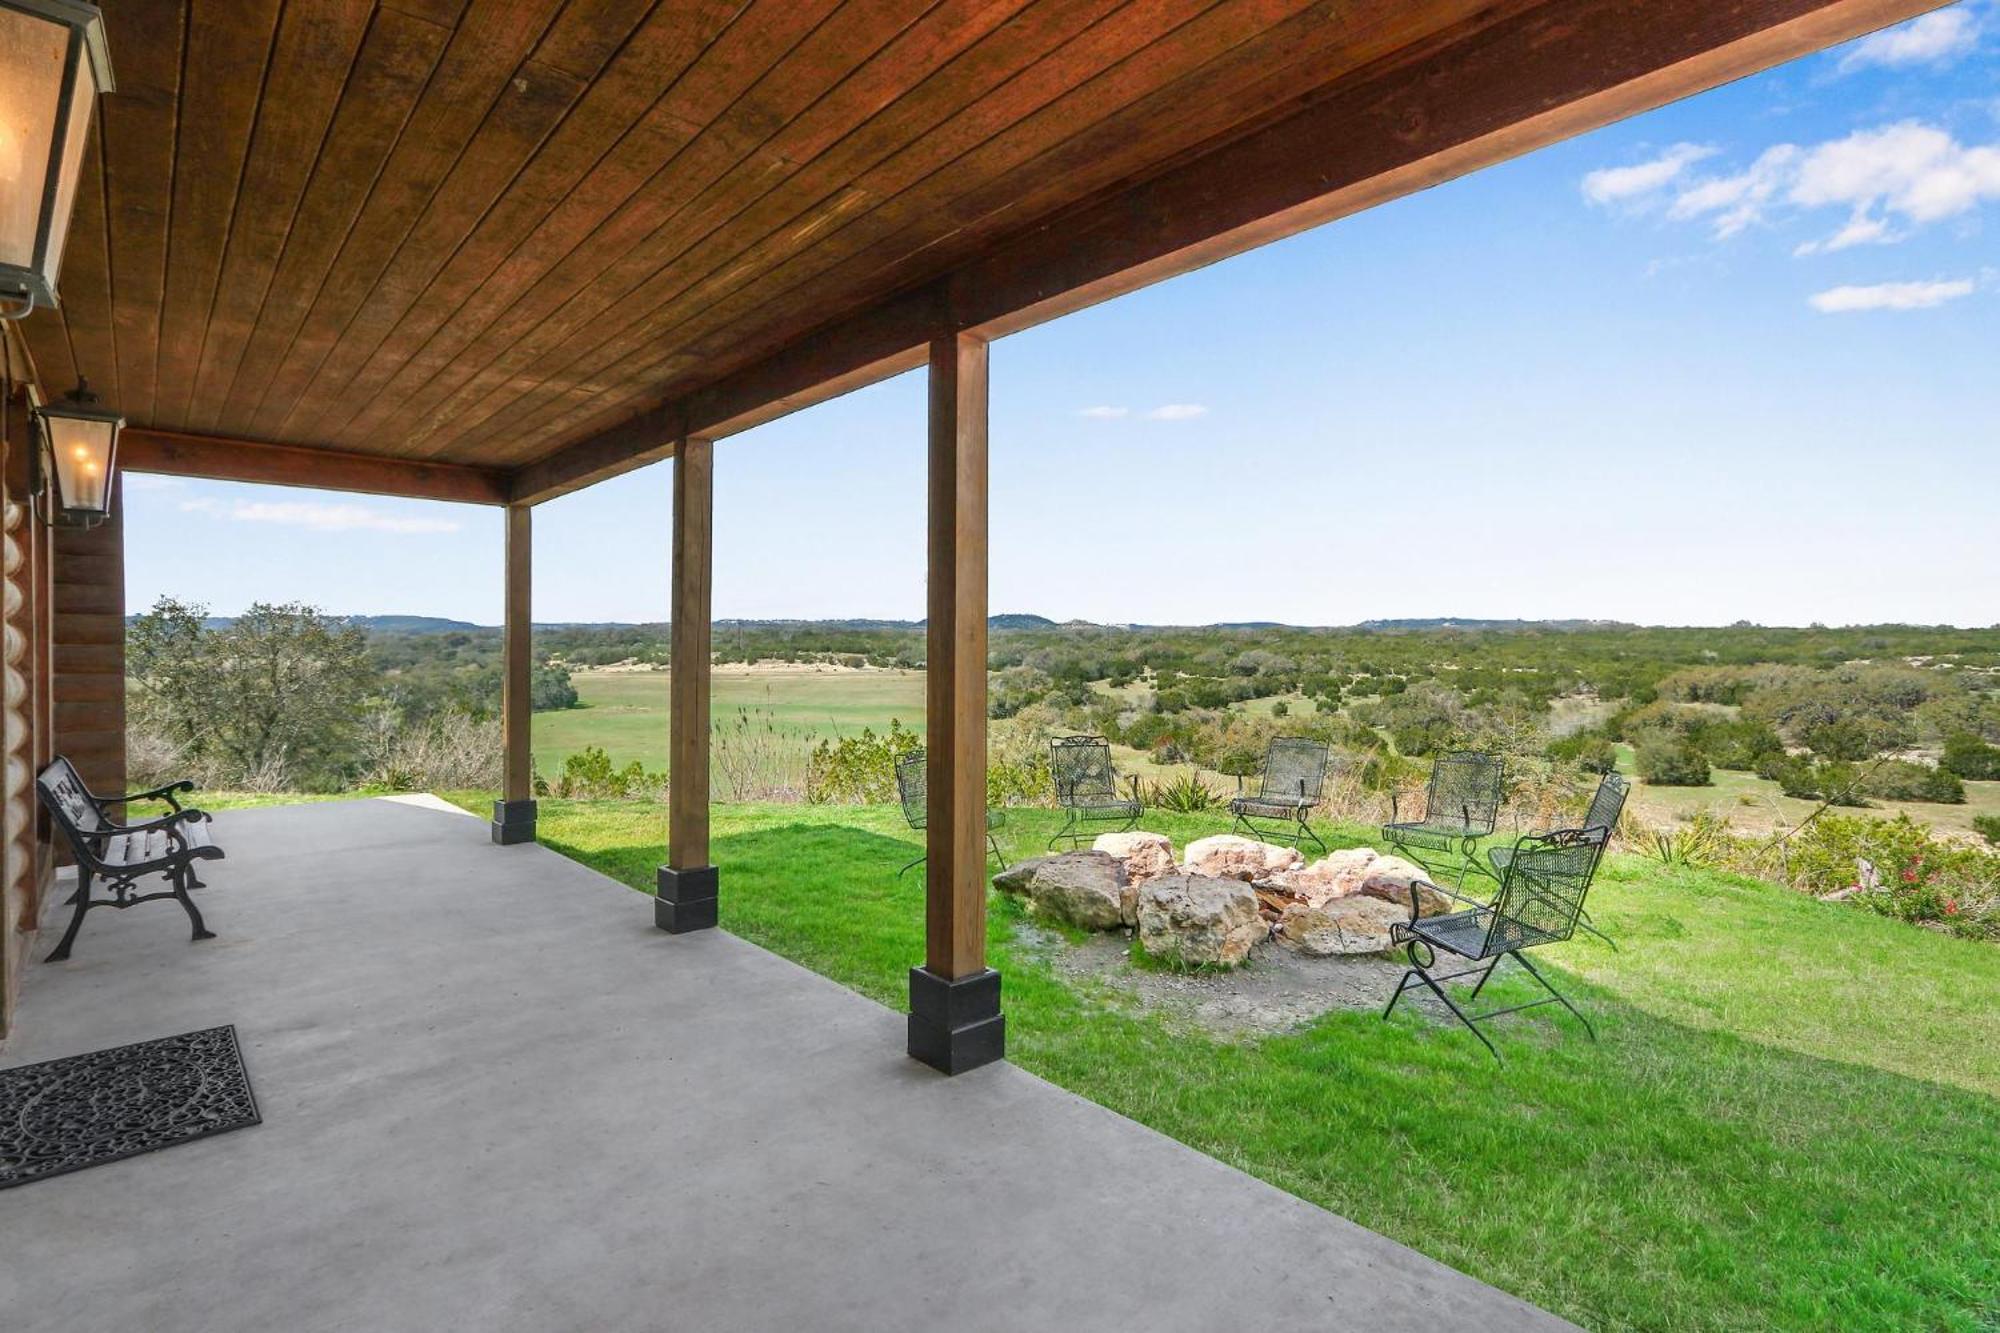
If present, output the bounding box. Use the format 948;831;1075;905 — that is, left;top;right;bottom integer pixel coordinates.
1940;733;2000;781
1634;732;1710;787
1975;814;2000;847
1865;760;1966;805
804;720;922;804
1546;732;1617;775
1144;768;1224;813
1784;814;2000;941
549;746;664;800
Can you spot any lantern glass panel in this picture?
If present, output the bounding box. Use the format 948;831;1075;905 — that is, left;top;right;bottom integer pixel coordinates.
0;10;68;272
44;412;113;512
40;45;96;294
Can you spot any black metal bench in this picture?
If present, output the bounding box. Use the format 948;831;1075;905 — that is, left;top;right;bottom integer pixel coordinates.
36;757;223;963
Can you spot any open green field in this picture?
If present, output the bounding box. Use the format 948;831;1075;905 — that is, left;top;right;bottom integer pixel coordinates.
1612;743;2000;837
532;666;925;773
436;792;1998;1331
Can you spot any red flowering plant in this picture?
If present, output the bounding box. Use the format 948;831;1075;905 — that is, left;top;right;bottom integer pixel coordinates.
1786;814;2000;942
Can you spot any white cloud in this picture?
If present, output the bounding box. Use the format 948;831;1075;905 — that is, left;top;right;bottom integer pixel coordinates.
1145;404;1208;421
1793;211;1897;255
1837;8;1979;72
179;497;460;534
1077;405;1129;419
1662;121;2000;245
1668;144;1800;236
1581;143;1717;204
1807;278;1975;312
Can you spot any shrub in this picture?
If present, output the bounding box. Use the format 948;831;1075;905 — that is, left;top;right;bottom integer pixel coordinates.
1784;814;2000;941
1634;732;1710;787
1865;760;1966;805
1940;733;2000;781
804;720;921;804
1975;814;2000;847
1546;732;1617;775
549;746;664;800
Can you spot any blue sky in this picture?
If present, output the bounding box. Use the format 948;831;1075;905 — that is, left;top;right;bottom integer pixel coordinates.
126;5;2000;628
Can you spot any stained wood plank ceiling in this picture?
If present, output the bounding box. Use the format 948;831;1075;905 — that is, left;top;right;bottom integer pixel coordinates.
16;0;1939;501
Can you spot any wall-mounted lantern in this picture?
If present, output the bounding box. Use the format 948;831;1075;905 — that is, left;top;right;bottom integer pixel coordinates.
0;0;114;315
34;377;119;526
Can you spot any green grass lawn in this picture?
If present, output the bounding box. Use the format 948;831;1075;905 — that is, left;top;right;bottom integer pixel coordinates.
532;666;924;773
441;792;1997;1332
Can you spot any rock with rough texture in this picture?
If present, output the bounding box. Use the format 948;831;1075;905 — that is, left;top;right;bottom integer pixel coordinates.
1275;894;1411;957
1358;875;1454;919
1092;830;1177;887
1137;874;1266;968
1181;834;1304;883
993;852;1132;929
1260;847;1381;906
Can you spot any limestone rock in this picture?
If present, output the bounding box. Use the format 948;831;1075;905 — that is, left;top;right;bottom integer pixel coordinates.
1092;830;1177;888
1357;874;1454;919
1181;834;1304;883
993;851;1132;930
1260;847;1381;906
1275;894;1411;957
1137;873;1266;968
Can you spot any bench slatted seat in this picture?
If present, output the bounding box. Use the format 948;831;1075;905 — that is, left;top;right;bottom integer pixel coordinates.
36;756;224;963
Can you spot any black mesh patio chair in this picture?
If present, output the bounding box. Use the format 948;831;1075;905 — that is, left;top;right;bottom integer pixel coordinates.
1229;737;1329;852
1381;828;1603;1059
1382;750;1505;888
1488;771;1628;947
895;750;1005;878
1048;735;1141;850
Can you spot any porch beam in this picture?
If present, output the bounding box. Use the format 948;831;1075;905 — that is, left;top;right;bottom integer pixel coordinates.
909;332;1002;1076
502;0;1931;505
121;428;510;505
491;503;536;845
656;436;716;933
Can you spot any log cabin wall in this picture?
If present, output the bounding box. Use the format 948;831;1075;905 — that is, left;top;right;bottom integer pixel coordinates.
1;391;56;1038
51;476;125;808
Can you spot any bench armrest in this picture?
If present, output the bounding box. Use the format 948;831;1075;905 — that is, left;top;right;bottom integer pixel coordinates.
113;809;209;836
104;779;197;812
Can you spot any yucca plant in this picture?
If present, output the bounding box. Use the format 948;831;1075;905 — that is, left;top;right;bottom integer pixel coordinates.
1145;768;1223;813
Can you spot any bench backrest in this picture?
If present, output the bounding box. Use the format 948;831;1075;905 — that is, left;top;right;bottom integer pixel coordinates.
37;757;109;864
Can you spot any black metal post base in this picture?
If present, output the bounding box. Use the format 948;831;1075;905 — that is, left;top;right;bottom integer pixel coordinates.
655;865;719;934
907;966;1005;1075
490;798;538;845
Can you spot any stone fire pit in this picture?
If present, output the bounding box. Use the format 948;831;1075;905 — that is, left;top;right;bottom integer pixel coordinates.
992;832;1451;966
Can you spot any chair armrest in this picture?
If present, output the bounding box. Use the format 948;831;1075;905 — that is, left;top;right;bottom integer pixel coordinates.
1389;790;1403;823
1128;774;1142;805
1235;773;1246;794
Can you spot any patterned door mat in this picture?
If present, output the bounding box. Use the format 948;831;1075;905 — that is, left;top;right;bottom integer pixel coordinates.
1;1025;261;1189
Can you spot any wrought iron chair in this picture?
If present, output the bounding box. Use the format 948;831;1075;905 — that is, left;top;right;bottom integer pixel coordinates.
1488;771;1628;946
895;750;1005;878
1382;750;1505;888
1048;735;1141;850
1381;828;1603;1059
1229;737;1329;852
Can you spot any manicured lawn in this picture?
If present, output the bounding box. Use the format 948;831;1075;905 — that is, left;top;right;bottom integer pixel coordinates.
441;793;1999;1332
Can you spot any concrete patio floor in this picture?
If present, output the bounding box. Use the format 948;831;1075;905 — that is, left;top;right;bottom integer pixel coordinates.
0;799;1570;1332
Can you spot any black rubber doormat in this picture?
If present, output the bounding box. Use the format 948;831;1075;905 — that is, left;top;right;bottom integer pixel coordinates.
0;1025;260;1189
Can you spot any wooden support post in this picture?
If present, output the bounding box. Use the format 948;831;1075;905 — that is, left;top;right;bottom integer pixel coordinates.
491;503;536;844
908;332;1003;1075
656;436;717;933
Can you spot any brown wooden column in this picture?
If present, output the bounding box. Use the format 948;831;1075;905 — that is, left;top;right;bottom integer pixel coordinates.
908;332;1003;1074
491;502;536;844
656;436;716;933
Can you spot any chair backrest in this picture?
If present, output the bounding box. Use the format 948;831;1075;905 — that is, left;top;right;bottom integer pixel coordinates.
1050;735;1118;805
895;751;927;831
1426;750;1504;833
1582;772;1629;838
36;757;108;862
1478;828;1603;958
1258;737;1329;802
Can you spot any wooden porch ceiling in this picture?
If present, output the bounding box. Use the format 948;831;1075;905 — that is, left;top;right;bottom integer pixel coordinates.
14;0;1939;505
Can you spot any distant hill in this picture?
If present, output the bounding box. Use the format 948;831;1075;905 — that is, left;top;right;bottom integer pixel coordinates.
353;615;484;634
1356;617;1637;632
